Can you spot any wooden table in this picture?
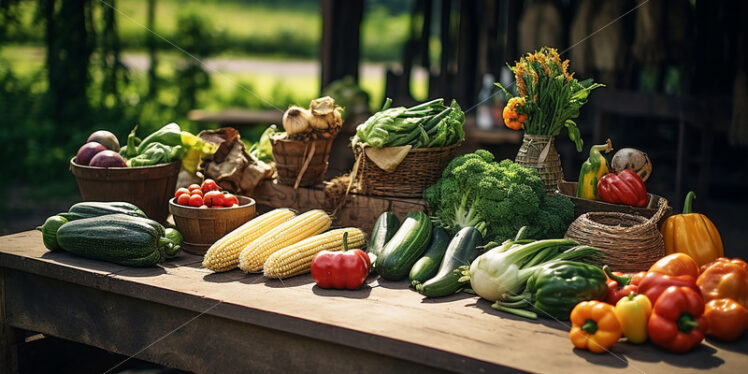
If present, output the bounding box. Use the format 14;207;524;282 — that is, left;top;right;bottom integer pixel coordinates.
1;231;747;373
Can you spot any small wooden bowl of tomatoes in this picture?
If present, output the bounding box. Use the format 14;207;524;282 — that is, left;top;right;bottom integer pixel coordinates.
168;179;256;255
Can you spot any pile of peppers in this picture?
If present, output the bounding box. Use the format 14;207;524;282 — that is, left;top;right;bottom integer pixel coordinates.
570;253;748;354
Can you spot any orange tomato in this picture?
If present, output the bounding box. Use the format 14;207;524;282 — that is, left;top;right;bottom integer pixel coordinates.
649;253;700;278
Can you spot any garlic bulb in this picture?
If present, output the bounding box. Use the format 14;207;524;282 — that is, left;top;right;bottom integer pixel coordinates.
282;106;312;136
309;96;343;131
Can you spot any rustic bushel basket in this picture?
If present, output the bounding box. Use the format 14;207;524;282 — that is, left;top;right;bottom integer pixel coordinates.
169;196;256;255
565;198;669;273
353;142;460;197
70;158;180;223
515;134;563;193
272;137;334;188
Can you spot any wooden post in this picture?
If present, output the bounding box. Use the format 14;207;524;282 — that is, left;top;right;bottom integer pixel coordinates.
320;0;363;91
456;0;480;107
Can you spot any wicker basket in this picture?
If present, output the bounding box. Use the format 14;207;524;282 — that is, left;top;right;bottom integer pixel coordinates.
70;158;180;223
565;198;669;273
515;134;563;193
272;137;334;188
353;142;460;197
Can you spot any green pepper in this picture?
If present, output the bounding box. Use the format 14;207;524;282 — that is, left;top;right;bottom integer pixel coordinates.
525;261;608;320
136;122;183;154
123;125;142;159
127;142;169;167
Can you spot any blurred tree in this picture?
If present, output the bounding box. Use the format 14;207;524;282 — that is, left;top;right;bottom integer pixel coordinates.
175;7;214;115
146;0;158;98
100;0;128;107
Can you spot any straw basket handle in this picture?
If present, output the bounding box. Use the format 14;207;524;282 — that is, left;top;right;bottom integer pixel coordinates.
645;198;669;227
293;142;317;189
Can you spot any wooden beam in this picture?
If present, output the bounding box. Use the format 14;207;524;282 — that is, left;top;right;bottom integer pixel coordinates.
320;0;363;90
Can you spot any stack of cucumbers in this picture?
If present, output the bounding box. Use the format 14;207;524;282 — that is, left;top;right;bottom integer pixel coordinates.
368;211;481;298
38;202;183;267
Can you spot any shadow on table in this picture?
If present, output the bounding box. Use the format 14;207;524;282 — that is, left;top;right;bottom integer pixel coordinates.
40;251;166;276
312;284;373;299
419;291;475;304
706;336;748;354
371;276;411;290
572;347;629;369
469;298;570;332
264;275;315;288
622;342;724;369
202;270;246;283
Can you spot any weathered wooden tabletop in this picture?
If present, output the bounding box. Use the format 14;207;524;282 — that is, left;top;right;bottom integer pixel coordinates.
1;230;746;373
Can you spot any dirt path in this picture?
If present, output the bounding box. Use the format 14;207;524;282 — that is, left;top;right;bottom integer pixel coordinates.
121;53;428;79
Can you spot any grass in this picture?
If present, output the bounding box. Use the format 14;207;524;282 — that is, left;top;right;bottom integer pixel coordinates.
5;0;412;62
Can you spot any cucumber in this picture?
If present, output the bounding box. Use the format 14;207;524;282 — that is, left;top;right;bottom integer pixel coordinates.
409;227;449;285
37;215;68;251
367;212;400;267
375;211;432;281
415;226;482;298
61;201;147;221
56;214;173;267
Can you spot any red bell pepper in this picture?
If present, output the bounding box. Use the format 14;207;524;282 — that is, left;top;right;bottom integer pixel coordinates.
597;169;648;207
637;272;700;305
603;265;646;304
311;232;370;290
648;286;707;353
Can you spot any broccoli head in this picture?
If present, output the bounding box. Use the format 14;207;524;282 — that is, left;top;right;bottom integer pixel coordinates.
423;150;574;243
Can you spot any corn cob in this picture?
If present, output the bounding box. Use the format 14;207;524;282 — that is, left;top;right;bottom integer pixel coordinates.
263;227;366;279
202;208;295;272
238;209;331;273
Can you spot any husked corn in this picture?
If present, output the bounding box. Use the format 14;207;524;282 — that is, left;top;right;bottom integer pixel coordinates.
202;208;295;272
238;209;331;273
263;227;366;279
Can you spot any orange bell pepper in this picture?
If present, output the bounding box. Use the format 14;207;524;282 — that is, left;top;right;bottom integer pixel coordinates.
703;298;748;341
661;191;724;266
649;253;700;278
697;257;748;308
569;301;622;353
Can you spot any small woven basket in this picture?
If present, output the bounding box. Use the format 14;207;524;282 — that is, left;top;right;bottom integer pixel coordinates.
565;198;669;273
352;141;460;197
272;137;335;188
515;134;563;194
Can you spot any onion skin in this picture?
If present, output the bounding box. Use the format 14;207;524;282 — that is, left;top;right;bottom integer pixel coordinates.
76;142;107;166
87;130;120;152
611;148;652;182
89;150;126;168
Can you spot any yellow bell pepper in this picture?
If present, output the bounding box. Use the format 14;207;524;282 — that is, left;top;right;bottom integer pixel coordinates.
576;139;613;200
569;301;622;353
661;191;724;266
614;292;652;344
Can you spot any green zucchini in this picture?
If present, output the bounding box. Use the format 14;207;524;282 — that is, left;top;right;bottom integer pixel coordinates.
375;211;432;281
61;201;147;221
409;227;449;285
367;212;400;267
56;214;174;267
37;215;68;251
415;226;482;297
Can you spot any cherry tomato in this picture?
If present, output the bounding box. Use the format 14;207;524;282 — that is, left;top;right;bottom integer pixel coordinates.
201;179;221;193
188;194;203;207
174;187;190;199
203;190;224;207
176;193;191;206
188;184;202;193
190;189;203;197
223;194;239;207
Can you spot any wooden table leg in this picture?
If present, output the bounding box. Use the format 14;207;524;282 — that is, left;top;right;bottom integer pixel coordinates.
1;270;23;374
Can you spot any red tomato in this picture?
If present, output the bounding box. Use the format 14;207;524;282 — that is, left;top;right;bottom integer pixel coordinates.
223;194;239;207
190;189;203;197
201;179;221;193
188;184;202;193
174;187;190;199
203;191;224;207
188;194;203;207
176;193;191;206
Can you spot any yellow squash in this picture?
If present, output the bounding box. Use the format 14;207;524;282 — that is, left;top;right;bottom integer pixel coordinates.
576;139;613;200
661;191;724;266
